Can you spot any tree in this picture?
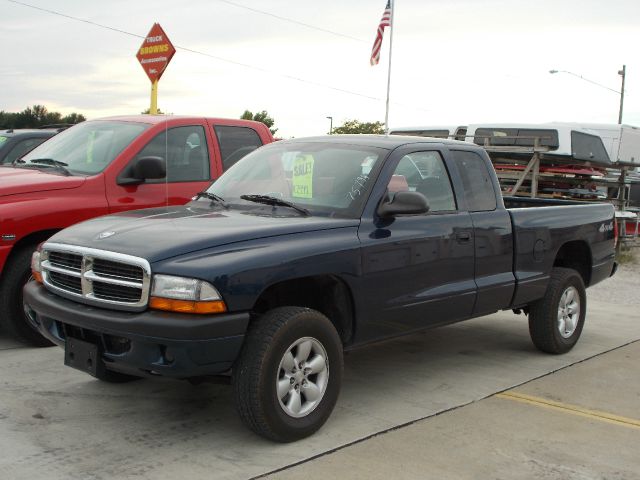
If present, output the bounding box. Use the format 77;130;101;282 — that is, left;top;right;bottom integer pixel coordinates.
0;105;85;129
141;107;164;114
332;119;385;135
63;113;86;125
240;110;278;135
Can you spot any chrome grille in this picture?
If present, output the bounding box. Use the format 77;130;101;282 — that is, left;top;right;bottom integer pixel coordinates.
49;271;82;294
92;258;144;282
93;282;142;302
40;243;151;312
49;251;82;271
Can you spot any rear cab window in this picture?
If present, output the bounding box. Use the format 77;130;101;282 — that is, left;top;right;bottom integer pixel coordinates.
213;126;263;171
450;150;497;211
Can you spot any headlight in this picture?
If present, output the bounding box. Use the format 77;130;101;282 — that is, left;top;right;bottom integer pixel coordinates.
149;275;226;314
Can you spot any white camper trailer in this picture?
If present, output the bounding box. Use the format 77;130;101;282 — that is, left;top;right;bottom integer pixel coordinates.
562;123;640;166
389;125;468;141
465;123;640;167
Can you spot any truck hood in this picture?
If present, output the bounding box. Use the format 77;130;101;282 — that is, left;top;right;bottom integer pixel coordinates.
0;167;86;197
47;205;360;263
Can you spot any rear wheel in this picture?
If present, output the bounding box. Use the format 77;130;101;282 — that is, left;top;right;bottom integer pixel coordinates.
528;267;586;354
0;246;54;347
233;306;343;442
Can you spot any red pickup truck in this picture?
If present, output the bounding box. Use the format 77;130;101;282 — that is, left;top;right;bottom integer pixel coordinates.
0;115;274;345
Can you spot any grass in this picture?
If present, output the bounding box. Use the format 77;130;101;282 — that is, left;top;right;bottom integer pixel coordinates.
616;244;638;265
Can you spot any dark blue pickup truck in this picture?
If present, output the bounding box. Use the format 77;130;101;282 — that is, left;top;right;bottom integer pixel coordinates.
24;135;616;441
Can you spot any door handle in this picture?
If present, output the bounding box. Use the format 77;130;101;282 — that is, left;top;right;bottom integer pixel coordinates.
456;231;471;243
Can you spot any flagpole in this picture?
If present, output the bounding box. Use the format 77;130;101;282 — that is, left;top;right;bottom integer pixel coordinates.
384;0;395;135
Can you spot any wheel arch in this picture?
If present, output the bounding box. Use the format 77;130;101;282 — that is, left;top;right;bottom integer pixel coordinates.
251;274;355;345
553;240;592;287
0;229;60;282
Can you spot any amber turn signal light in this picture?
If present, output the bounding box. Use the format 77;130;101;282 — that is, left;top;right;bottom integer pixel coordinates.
149;297;227;314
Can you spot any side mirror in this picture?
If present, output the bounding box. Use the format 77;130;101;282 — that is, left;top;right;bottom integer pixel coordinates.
378;191;429;217
117;156;166;185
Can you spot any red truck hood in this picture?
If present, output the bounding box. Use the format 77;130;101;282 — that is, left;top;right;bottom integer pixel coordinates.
0;167;86;197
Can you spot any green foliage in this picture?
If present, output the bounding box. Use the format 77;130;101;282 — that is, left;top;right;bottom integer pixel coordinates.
0;105;85;129
616;245;637;264
332;119;385;135
141;107;164;114
240;110;278;135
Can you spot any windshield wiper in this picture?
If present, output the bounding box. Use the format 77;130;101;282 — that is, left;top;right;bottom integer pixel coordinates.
240;194;310;216
194;191;228;208
13;158;70;176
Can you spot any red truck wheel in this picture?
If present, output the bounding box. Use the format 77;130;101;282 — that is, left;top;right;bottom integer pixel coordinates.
233;306;343;442
0;246;54;347
528;267;586;354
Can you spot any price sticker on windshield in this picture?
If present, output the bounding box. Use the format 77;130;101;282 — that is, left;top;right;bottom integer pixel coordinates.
292;155;314;199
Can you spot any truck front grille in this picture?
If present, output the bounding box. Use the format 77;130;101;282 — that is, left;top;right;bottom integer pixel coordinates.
49;251;82;271
93;282;143;302
49;271;82;294
93;258;144;282
40;243;151;312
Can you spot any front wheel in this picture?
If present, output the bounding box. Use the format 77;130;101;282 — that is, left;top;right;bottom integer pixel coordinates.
0;246;54;347
233;307;343;442
528;267;587;354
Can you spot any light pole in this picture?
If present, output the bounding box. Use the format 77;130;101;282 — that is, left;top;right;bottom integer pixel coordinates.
618;65;626;125
326;116;333;135
549;66;626;124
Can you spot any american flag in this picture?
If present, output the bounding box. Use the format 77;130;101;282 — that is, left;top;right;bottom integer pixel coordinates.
370;1;392;66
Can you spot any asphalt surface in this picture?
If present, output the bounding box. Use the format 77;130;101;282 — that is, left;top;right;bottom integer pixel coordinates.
1;269;639;479
269;341;640;480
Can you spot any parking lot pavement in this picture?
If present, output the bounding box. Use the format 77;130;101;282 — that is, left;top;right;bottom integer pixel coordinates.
0;298;638;480
268;341;640;480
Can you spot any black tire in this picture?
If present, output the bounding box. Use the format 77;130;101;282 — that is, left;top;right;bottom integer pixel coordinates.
528;267;587;354
233;306;343;442
0;246;54;347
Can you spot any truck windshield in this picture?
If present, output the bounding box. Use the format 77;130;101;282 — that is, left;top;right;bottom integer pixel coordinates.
206;141;387;218
19;121;148;175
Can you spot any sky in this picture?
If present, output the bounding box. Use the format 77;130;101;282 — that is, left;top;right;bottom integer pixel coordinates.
1;0;639;138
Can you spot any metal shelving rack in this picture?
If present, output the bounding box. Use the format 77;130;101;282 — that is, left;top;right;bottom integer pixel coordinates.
475;135;639;242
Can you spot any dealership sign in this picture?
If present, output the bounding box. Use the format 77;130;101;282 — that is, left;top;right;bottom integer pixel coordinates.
136;23;176;83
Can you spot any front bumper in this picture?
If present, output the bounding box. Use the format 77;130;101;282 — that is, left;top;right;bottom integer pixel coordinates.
24;282;249;378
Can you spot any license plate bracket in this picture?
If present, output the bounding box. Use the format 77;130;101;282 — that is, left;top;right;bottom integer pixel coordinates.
64;337;104;377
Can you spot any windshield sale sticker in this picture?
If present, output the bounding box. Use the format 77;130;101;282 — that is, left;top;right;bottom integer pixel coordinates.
292;155;314;198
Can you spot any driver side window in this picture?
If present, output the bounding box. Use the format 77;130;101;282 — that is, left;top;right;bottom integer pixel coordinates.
389;152;456;212
134;125;210;182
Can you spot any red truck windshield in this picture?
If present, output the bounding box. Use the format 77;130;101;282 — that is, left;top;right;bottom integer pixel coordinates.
20;121;148;175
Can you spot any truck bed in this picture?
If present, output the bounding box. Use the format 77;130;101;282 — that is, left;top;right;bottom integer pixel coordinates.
505;197;616;307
